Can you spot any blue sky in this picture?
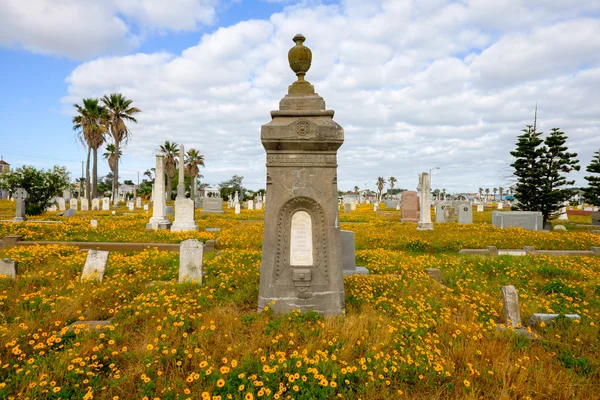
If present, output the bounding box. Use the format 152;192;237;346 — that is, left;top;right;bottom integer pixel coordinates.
1;0;600;192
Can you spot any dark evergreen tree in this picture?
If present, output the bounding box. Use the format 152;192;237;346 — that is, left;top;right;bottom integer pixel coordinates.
537;128;580;225
583;150;600;206
510;125;544;211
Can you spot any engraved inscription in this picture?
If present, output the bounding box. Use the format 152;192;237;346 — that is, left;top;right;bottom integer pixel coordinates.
290;211;313;266
267;154;336;166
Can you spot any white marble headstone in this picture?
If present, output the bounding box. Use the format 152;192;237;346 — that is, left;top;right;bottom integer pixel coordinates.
81;250;110;282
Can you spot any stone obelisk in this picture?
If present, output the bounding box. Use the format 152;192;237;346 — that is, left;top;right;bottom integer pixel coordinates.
146;155;170;230
417;172;433;230
171;145;198;232
258;34;345;316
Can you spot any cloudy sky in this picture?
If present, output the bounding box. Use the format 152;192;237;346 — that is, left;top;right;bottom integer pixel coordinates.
1;0;600;193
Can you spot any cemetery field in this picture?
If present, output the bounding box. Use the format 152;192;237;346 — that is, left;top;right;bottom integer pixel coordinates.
1;201;600;399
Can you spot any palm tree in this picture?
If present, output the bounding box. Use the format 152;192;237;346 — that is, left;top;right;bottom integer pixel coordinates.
73;98;108;200
353;185;360;193
485;188;490;202
493;187;498;201
478;188;483;200
159;141;179;200
376;177;385;202
103;144;122;196
389;177;397;193
499;187;504;202
509;186;515;196
101;93;141;205
185;148;205;198
442;188;447;200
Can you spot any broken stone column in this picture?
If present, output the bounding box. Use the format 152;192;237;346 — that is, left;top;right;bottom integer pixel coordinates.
417;172;433;230
81;250;110;282
179;239;203;284
146;155;171;230
13;188;28;222
258;34;345;316
0;258;18;279
502;285;521;327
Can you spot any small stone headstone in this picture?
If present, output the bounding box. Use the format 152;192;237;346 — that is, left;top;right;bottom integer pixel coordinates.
351;202;357;211
256;200;263;210
502;285;521;327
90;219;98;227
102;198;110;211
343;203;351;213
373;203;378;212
477;204;484;212
235;203;240;214
136;197;142;208
58;197;66;211
247;200;254;210
63;208;76;217
143;204;149;211
424;268;442;284
443;206;457;223
553;224;566;231
497;202;503;210
81;198;89;211
128;202;134;211
92;198;100;210
457;203;472;224
529;313;581;327
80;250;109;282
13;188;29;222
492;211;543;231
0;258;18;279
70;198;78;210
179;239;203;284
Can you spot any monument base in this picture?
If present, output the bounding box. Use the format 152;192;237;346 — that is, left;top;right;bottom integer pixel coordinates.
146;217;171;230
258;291;345;316
417;222;434;230
343;266;370;276
401;218;418;223
12;217;26;223
171;222;198;232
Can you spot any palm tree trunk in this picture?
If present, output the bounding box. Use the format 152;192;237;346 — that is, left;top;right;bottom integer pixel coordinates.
167;175;172;202
92;148;98;199
86;147;91;201
113;140;120;205
191;176;197;200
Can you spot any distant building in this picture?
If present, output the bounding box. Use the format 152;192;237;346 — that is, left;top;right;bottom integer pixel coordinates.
0;159;9;199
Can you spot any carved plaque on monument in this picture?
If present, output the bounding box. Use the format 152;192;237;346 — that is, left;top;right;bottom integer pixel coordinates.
258;34;345;316
290;211;313;266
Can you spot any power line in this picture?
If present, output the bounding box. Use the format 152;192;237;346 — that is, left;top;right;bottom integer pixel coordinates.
0;149;81;163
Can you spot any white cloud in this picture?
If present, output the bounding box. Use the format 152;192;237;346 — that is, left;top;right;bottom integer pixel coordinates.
63;0;600;192
0;0;219;59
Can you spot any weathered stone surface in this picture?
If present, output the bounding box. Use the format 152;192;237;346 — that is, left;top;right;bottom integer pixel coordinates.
401;191;419;222
70;198;78;210
63;209;76;217
476;204;484;212
101;198;110;211
340;230;357;272
166;206;174;216
179;239;203;284
553;224;567;231
58;197;66;211
502;285;521;327
258;34;345;316
443;206;456;223
235;203;240;214
128;202;134;211
417;173;433;230
424;268;442;284
457;203;473;224
90;219;98;228
204;240;216;253
492;211;543;231
92;198;100;210
202;197;224;214
206;228;221;232
593;211;600;227
136;197;142;208
81;198;89;211
81;250;109;282
529;313;580;327
435;202;452;223
0;258;17;279
171;198;197;232
147;155;171;230
247;200;254;210
343;203;351;213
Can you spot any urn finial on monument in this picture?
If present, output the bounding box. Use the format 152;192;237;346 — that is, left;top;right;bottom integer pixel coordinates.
287;34;314;95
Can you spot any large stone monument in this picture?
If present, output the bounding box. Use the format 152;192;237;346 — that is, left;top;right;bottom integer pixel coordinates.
417;173;433;230
258;34;345;316
201;188;224;214
146;155;171;230
171;145;198;232
12;188;28;222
